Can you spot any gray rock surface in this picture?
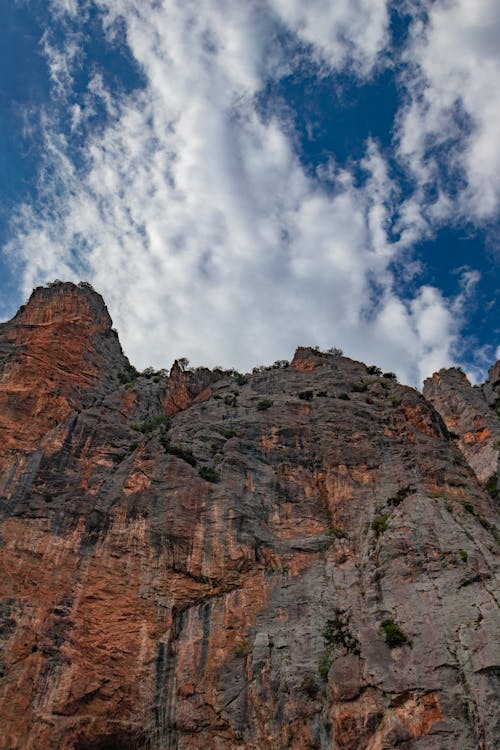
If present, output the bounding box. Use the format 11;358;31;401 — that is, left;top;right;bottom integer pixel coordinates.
0;285;498;750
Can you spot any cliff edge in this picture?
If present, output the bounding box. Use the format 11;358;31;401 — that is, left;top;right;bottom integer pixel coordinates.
0;283;498;750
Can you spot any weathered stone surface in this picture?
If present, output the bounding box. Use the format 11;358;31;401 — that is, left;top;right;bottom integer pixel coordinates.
0;283;498;749
423;365;500;484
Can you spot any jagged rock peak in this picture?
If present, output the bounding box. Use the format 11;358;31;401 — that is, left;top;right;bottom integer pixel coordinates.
0;281;130;452
13;280;112;330
423;363;500;483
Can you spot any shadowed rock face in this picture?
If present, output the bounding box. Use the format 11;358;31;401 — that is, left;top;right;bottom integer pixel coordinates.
0;283;498;750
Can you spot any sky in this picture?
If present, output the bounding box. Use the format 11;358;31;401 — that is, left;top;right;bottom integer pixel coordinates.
0;0;499;386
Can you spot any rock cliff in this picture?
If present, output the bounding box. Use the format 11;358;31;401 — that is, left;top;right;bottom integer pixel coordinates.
0;282;498;750
423;365;500;485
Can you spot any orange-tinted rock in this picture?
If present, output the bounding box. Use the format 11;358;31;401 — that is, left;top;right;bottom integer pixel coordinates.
423;366;500;482
0;285;498;749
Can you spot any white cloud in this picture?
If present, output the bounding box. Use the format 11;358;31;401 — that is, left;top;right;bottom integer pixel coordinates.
397;0;500;222
3;0;482;386
267;0;390;74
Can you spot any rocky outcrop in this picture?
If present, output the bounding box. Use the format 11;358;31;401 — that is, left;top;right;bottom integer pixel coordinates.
0;283;498;750
423;365;500;485
0;281;131;454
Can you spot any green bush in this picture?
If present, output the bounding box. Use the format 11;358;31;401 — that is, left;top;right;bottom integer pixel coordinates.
317;390;328;397
352;383;367;393
132;415;171;433
371;514;389;536
234;373;248;386
321;610;358;652
337;392;350;400
484;474;497;498
164;443;197;467
199;466;220;483
459;549;468;563
380;618;408;648
383;372;398;380
367;365;382;376
234;638;250;657
462;501;475;515
256;399;273;411
327;526;348;540
318;646;333;681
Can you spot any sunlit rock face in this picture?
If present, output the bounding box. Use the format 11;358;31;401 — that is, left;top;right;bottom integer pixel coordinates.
423;365;500;484
0;283;498;750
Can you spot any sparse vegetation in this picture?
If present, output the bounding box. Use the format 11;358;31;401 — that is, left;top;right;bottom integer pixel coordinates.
318;646;333;681
327;526;348;540
220;428;238;439
317;610;358;681
256;399;273;411
462;501;475;515
118;364;139;385
352;383;368;393
337;392;350;400
163;443;197;466
459;549;468;563
367;365;382;376
234;373;248;386
387;486;413;507
132;415;171;433
380;618;408;648
484;474;497;498
317;390;328;397
301;673;320;699
224;394;238;407
371;514;389;536
321;610;359;652
298;390;314;401
234;638;250;657
383;372;398;380
199;466;220;483
327;347;343;357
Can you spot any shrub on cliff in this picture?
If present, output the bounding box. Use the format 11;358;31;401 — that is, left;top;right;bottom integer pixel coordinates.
199;466;220;483
132;415;171;433
298;390;314;401
234;638;250;657
163;443;197;467
371;514;389;536
380;618;408;647
256;399;273;411
301;673;320;698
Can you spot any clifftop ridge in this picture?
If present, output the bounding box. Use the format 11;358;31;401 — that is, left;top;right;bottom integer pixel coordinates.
0;281;498;750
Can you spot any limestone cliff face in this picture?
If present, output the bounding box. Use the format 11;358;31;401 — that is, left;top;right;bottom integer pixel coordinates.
0;283;498;750
423;365;500;484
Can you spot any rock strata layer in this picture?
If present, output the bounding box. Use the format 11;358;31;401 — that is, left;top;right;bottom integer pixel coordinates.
0;283;498;750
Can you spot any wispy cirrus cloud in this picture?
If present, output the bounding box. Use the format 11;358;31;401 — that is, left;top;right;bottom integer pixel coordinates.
3;0;488;384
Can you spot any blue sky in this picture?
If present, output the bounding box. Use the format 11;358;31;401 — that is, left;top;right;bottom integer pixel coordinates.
1;0;499;385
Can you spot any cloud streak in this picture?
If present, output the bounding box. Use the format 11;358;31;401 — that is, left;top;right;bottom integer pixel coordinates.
4;0;493;385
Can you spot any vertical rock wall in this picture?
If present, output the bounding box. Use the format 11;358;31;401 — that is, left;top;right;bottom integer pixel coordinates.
0;285;498;749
